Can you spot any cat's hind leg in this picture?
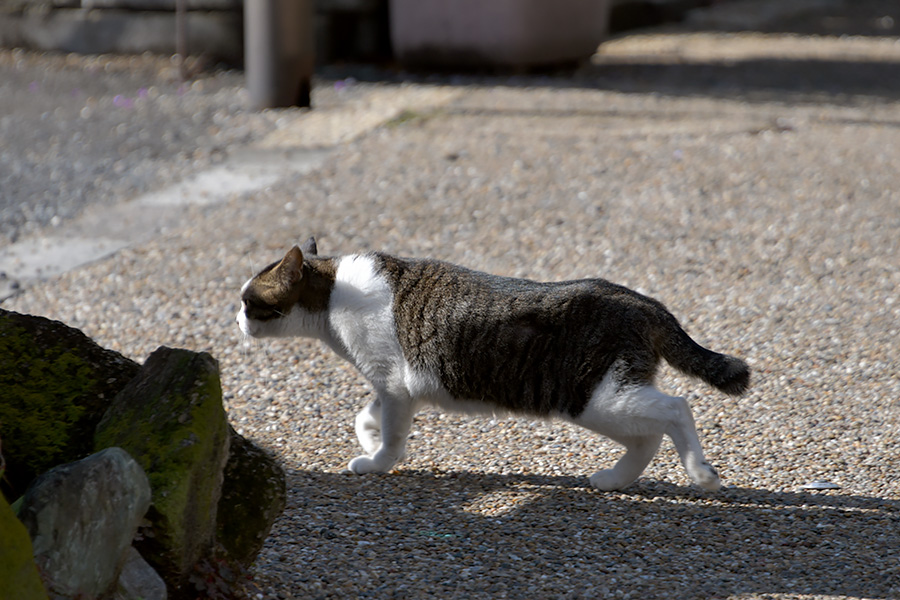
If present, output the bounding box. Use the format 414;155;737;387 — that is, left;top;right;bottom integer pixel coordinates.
663;395;720;491
348;390;415;475
588;433;663;491
574;383;720;491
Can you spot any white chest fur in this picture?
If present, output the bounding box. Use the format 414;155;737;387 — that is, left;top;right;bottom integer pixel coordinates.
328;255;405;384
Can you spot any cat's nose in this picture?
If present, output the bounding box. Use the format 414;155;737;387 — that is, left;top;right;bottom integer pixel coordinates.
235;311;253;337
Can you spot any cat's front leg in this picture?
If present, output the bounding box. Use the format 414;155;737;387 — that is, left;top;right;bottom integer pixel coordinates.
355;398;383;455
348;390;415;474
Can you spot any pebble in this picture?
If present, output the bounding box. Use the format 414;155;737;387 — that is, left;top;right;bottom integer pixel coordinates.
4;26;900;600
800;481;842;491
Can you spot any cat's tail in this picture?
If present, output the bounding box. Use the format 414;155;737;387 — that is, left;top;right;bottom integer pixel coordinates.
659;317;750;396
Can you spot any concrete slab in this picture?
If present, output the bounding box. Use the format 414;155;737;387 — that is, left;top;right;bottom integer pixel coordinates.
0;8;242;62
0;236;130;282
3;0;239;7
0;147;327;301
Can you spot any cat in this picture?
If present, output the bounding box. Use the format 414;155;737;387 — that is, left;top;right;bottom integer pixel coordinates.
236;237;750;491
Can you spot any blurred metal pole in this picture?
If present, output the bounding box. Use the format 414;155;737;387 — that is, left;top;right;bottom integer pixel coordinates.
175;0;188;80
245;0;314;109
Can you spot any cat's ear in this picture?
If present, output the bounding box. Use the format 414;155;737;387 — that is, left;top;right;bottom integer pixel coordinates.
278;246;304;285
300;236;318;256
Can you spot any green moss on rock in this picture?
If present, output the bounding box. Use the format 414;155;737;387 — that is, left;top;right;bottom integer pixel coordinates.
0;493;49;600
0;310;140;501
94;346;230;584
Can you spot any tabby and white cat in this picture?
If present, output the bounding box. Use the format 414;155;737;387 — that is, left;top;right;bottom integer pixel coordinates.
236;238;749;491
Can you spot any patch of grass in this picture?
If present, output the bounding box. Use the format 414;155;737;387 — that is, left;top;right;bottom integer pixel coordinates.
384;108;435;128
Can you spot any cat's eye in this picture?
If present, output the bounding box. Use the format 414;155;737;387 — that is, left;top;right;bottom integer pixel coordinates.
243;298;279;321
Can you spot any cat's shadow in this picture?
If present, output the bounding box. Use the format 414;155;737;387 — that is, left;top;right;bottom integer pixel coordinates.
279;467;898;598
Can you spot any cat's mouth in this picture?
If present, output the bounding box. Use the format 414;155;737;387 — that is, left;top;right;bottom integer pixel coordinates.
236;309;259;338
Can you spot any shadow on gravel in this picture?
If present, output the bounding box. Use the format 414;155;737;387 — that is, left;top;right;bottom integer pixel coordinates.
276;468;898;599
325;50;900;110
438;103;900;135
577;57;900;105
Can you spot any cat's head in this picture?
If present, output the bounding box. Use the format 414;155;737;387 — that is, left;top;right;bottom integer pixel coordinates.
236;237;324;338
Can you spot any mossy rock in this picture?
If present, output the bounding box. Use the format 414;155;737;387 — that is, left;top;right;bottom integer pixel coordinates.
94;346;230;587
0;492;49;600
217;427;286;567
0;309;140;501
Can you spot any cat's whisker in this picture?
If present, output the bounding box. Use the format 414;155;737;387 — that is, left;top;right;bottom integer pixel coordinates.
237;331;253;359
259;339;278;367
243;334;255;355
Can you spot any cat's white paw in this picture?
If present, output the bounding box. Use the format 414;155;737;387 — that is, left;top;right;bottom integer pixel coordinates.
348;456;378;474
589;469;634;492
689;462;721;491
347;455;396;475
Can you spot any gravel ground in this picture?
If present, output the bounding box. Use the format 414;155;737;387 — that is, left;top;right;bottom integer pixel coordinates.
0;51;243;244
3;21;900;600
0;50;379;246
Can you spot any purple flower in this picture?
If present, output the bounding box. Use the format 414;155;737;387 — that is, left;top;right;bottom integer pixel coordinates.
334;78;356;91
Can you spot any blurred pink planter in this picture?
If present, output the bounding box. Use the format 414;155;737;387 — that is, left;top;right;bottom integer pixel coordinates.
389;0;611;68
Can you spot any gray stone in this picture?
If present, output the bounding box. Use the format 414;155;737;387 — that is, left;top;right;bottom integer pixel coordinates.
18;447;151;600
0;309;140;500
390;0;611;68
216;427;287;567
94;347;231;586
114;547;167;600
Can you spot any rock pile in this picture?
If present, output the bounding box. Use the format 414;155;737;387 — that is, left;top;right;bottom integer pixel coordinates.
0;309;286;599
